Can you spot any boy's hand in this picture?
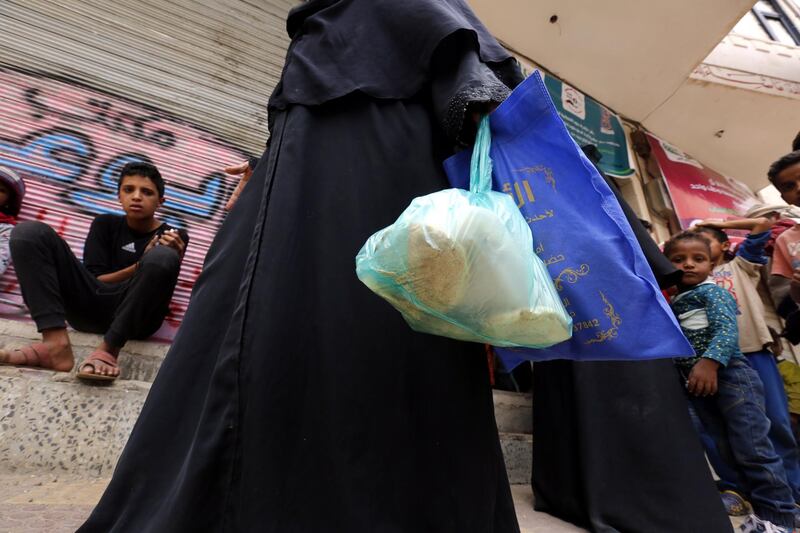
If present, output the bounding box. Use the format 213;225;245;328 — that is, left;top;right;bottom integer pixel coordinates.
687;358;720;396
691;216;776;234
158;230;186;258
768;326;784;357
790;269;800;304
691;219;724;230
143;234;160;255
224;160;254;211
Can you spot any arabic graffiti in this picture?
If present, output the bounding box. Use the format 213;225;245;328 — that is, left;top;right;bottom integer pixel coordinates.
0;67;252;340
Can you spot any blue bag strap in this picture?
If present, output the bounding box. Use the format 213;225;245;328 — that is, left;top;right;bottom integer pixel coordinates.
469;115;492;194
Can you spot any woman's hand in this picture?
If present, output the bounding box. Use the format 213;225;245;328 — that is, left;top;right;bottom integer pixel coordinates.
224;160;254;211
471;101;499;124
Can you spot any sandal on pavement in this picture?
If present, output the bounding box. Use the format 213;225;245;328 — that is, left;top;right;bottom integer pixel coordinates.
77;350;119;382
0;342;56;370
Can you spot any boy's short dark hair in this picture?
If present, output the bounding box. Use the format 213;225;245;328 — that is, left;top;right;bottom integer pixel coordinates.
767;150;800;184
694;226;729;244
664;231;711;258
793;131;800;152
118;162;165;198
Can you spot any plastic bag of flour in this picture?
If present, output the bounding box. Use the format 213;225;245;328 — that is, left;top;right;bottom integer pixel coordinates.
355;117;572;348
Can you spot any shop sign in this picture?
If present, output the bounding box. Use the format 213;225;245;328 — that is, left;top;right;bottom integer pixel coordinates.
646;133;757;228
543;74;634;177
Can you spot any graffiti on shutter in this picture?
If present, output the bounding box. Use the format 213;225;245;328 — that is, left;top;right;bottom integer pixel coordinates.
0;66;255;341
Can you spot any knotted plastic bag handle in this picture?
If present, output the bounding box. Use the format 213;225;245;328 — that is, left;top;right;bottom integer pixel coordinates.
469;115;493;194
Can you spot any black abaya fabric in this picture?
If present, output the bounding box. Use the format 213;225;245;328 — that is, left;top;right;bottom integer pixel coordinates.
531;158;732;532
271;0;520;110
79;3;521;532
532;360;733;533
598;175;682;290
580;144;681;290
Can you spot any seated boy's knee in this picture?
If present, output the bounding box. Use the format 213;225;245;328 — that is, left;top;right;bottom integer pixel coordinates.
139;246;181;274
11;221;56;243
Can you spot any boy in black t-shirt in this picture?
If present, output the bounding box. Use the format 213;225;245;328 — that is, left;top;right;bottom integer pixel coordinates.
0;162;188;381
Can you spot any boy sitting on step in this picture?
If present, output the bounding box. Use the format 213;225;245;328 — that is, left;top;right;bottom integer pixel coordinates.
0;162;188;382
665;231;796;533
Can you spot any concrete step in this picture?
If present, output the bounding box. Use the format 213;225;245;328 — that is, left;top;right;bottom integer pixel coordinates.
0;367;534;483
493;389;532;434
0;319;536;441
501;432;533;485
0;319;168;383
0;367;150;478
493;390;532;485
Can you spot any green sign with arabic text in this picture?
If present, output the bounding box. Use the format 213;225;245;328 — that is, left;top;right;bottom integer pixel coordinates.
543;74;634;177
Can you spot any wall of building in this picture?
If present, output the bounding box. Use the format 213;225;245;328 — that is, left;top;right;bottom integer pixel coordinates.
1;0;295;152
733;0;800;45
0;1;294;340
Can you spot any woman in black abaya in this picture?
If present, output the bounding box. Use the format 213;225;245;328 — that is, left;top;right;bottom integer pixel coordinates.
530;149;733;533
80;1;523;531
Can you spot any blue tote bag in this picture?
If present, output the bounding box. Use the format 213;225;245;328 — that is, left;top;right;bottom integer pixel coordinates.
444;72;693;365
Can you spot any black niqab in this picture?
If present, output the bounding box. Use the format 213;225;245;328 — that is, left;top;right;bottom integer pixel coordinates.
272;0;519;108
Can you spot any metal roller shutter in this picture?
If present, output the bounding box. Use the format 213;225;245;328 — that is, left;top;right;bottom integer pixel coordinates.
0;0;294;340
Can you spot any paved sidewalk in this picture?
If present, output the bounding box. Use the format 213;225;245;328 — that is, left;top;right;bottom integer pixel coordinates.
0;475;104;533
0;474;745;532
0;475;585;533
510;485;587;532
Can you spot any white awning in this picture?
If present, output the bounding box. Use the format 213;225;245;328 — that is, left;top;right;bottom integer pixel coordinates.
469;0;800;191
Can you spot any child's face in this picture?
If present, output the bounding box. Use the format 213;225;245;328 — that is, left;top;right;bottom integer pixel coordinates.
773;161;800;207
118;174;163;220
695;230;729;263
667;240;713;287
0;182;11;208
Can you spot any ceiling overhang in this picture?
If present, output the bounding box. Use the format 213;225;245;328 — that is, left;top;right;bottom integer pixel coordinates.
468;1;800;191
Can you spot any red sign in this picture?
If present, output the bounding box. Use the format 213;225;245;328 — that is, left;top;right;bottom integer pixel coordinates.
647;133;758;229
